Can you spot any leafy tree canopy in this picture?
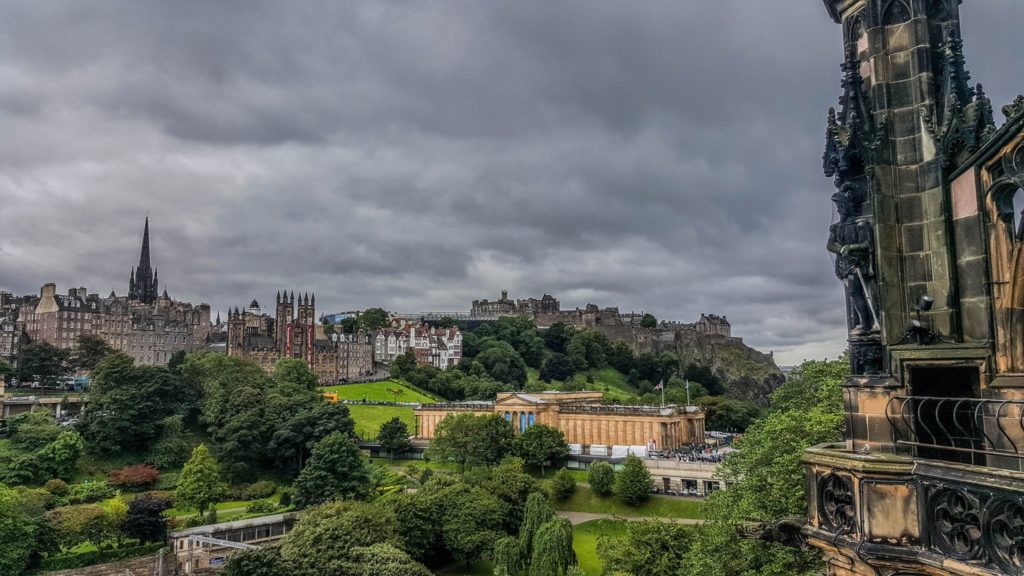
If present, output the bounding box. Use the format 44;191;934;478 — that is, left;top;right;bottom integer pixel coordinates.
293;432;369;507
175;444;226;515
513;424;569;474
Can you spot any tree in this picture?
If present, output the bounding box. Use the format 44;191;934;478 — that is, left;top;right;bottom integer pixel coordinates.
482;457;542;531
607;341;635;374
493;536;526;576
391;349;417;379
71;334;115;372
513;424;569;475
0;358;12;379
684;363;724;396
378;417;413;458
441;487;507;565
539;354;575;383
150;415;193;469
615;454;654;506
108;464;160;489
519;492;554;559
175;444;226;515
122;494;171;543
339;317;360;334
530;518;576;576
588;461;615;497
698;396;762;432
342;543;432;576
15;342;68;386
428;413;514;468
222;547;290;576
39;431;84;480
358;308;390;332
388;491;445;564
167;350;187;373
279;500;401;576
45;503;111;550
550;468;576;501
599;520;690;576
0;484;37;576
472;341;528;388
293;432;370;507
680;357;846;576
542;323;576;355
640;313;658;328
80;353;195;455
7;410;61;452
566;331;607;372
273;358;320;392
437;316;460;328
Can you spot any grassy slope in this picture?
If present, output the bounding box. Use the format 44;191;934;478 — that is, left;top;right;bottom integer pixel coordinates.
552;485;704;519
526;366;637;402
320;379;440;403
348;404;416;439
573;519;627;575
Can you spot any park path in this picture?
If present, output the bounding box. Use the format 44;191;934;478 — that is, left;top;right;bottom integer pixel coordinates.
555;511;703;526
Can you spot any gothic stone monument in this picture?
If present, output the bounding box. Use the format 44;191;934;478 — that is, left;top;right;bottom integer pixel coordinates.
806;1;1024;575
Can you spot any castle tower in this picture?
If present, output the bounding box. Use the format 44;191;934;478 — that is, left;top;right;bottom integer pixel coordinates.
226;307;246;357
128;217;159;305
275;291;294;354
806;2;1024;575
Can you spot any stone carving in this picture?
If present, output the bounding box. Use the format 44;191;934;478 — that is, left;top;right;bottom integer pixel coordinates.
984;497;1024;574
828;191;880;338
1003;95;1024;121
928;487;984;561
818;474;857;533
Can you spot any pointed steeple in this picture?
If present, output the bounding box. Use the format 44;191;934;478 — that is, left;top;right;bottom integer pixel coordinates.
130;216;159;305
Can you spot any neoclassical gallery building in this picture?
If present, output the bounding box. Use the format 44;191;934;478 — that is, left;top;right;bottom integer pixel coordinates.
415;391;705;451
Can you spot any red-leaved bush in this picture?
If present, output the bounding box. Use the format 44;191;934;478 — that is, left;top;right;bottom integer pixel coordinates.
108;464;161;488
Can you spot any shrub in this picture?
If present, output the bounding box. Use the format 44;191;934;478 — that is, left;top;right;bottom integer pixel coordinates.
615;454;654;506
244;480;276;500
108;465;161;489
278;490;292;508
245;499;277;515
588;461;615;497
550;468;577;501
44;478;69;496
154;472;179;491
64;481;115;505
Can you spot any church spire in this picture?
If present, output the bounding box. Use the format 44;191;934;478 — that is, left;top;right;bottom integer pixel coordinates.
129;216;159;304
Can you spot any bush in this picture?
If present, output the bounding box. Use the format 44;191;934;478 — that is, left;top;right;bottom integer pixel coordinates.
44;478;69;496
154;472;179;491
64;481;114;505
588;462;615;497
108;465;161;489
245;499;277;514
245;480;277;500
550;468;577;501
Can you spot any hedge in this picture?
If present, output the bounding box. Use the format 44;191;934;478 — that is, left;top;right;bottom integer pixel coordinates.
40;542;165;571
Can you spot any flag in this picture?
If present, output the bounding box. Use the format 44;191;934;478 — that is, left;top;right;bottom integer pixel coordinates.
655;379;664;391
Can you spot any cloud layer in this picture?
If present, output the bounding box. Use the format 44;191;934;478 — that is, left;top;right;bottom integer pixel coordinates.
1;1;1021;365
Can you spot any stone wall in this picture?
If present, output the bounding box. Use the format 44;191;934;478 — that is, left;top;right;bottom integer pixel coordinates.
43;552;170;576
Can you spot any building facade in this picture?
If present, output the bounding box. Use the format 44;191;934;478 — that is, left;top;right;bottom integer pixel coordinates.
416;391;705;451
373;323;462;368
805;2;1024;575
226;292;375;382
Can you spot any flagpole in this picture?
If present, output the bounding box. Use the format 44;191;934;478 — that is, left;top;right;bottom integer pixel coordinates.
686;379;691;406
661;380;665;407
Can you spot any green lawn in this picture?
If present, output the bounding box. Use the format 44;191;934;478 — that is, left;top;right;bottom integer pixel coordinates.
166;491;283;517
321;379;439;403
348;404;416;439
553;485;704;519
525;367;639;402
573;519;627;575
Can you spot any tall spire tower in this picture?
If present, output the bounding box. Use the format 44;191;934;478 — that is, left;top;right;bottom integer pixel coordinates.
128;217;159;304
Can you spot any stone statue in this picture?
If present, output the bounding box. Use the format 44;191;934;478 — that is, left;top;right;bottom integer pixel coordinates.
827;188;879;337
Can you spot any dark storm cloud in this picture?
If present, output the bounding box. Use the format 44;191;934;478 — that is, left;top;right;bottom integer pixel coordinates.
1;1;1022;364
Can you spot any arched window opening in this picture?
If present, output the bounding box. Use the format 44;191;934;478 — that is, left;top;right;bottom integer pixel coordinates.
1014;188;1024;242
882;0;912;26
996;187;1024;243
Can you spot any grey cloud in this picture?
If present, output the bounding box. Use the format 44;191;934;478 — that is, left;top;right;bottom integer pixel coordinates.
1;1;1022;365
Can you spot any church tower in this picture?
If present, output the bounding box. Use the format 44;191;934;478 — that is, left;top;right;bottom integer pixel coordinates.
275;291;294;355
128;217;159;305
806;2;1024;575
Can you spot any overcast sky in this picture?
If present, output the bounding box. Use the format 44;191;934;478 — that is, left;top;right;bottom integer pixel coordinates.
1;2;1022;365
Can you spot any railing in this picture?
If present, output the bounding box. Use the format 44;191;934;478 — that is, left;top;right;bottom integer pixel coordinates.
885;395;1024;466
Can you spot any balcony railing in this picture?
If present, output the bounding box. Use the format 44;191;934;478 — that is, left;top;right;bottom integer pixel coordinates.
885;395;1024;468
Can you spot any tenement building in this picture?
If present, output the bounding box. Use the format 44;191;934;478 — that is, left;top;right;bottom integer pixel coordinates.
374;323;462;368
805;2;1024;575
9;219;211;366
226;293;374;383
415;391;704;451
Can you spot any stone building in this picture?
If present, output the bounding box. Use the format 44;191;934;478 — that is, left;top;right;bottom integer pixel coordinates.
373;323;462;368
10;220;212;366
415;391;704;451
226;292;375;382
470;290;560;318
805;2;1024;575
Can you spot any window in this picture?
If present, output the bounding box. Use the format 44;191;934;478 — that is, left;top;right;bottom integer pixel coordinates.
996;187;1024;243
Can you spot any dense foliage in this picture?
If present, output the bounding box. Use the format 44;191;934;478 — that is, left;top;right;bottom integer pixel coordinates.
428;413;514;467
512;424;569;474
615;454;654;506
587;461;615;497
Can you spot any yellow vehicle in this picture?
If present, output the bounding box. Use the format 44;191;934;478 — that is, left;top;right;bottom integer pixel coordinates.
322;392;339;404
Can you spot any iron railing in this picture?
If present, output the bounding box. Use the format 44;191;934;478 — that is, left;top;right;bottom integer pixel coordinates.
885;396;1024;465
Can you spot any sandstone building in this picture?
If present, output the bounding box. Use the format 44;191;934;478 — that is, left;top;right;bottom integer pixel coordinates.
226;292;375;383
415;391;704;452
805;2;1024;575
4;219;211;367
